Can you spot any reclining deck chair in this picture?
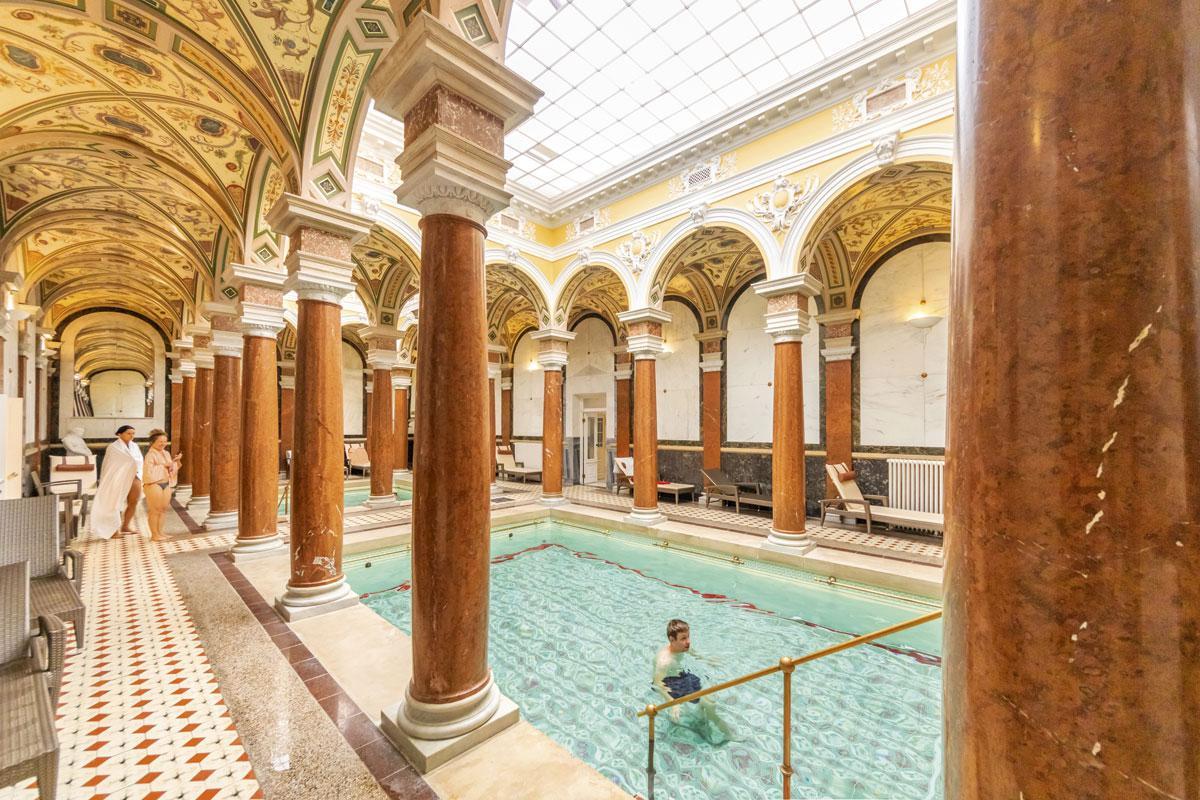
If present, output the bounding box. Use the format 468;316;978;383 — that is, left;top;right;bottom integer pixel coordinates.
699;468;773;513
819;463;944;535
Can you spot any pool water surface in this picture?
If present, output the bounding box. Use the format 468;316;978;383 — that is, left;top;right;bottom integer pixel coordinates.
347;520;942;800
278;484;411;513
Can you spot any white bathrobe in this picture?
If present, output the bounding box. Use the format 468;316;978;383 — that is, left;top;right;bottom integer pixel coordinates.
89;439;139;539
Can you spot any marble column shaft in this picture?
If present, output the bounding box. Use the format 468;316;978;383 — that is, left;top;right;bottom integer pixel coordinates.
170;379;182;448
946;2;1199;798
178;371;195;488
818;312;857;495
368;367;394;498
614;353;632;459
771;340;806;534
541;368;563;498
238;334;279;544
191;350;214;503
410;213;492;705
500;369;513;446
279;374;294;472
209;350;242;519
290;296;345;588
393;372;410;472
632;354;658;511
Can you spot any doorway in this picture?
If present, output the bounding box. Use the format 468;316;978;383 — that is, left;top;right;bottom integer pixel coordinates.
581;410;606;485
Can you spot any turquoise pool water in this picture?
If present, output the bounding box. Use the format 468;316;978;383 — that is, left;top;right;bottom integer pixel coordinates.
347;520;942;799
278;484;411;513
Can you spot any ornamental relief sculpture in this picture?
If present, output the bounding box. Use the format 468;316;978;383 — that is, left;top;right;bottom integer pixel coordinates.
748;175;820;232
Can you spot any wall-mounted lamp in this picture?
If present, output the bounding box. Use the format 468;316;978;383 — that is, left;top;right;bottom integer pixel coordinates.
906;299;942;329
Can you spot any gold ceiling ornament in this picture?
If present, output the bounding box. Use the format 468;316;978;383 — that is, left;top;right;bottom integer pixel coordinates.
748;175;820;232
616;230;658;276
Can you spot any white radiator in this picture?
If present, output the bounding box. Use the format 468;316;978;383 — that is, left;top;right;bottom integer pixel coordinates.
887;458;945;514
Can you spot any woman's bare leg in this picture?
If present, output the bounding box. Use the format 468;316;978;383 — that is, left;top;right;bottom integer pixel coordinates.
122;480;142;532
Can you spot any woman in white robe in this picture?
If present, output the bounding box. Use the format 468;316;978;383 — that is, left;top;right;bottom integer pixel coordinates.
90;426;139;539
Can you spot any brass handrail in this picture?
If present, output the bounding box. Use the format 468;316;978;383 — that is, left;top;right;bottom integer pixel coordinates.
277;483;291;514
637;609;942;799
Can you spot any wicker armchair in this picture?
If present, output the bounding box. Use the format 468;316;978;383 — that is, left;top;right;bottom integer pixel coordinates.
1;560;63;800
0;497;85;649
29;475;89;547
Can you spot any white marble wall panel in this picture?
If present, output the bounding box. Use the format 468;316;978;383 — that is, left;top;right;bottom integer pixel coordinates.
725;292;820;443
512;333;544;468
656;301;700;441
565;317;615;438
341;342;363;435
859;241;950;448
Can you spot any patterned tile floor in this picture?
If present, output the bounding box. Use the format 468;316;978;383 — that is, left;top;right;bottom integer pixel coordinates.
1;514;261;800
563;484;945;565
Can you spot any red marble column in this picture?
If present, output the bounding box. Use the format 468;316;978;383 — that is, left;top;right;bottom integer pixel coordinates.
817;311;857;495
369;20;538;756
265;194;370;620
756;276;821;546
946;3;1199;798
188;334;214;513
697;332;725;472
532;331;571;504
176;364;195;493
488;346;504;491
205;311;243;530
500;366;513;447
408;212;495;720
170;375;182;447
231;270;286;559
362;329;398;506
614;352;632;458
279;364;294;473
619;309;670;524
393;367;411;473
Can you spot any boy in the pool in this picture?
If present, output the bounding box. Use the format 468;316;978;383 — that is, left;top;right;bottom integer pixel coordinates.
653;618;736;743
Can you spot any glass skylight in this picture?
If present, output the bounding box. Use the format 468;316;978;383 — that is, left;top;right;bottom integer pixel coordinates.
504;0;940;202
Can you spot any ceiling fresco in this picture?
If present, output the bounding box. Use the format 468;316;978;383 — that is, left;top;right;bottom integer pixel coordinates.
486;262;548;357
74;325;157;377
352;224;420;329
0;0;393;362
801;161;952;308
556;265;628;336
652;227;766;330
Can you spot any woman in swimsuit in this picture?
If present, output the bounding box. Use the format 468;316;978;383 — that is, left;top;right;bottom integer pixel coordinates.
143;429;181;542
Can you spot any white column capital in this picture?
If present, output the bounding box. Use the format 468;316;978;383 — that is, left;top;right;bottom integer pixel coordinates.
815;309;861;327
821;336;856;362
210;329;244;358
240;303;286;339
392;373;412;390
499;378;512;390
280;374;296;390
367;348;399;370
700;353;724;372
614;367;633;380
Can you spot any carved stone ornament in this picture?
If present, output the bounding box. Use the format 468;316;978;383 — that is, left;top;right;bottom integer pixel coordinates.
872;132;900;165
748;175;820;232
616;230;658;276
576;246;592;265
504;244;520;265
688;202;709;226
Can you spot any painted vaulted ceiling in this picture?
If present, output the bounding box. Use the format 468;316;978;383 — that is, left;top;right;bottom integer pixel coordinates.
0;0;409;343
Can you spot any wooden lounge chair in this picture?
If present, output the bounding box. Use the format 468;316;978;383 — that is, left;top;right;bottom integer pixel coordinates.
347;445;371;477
819;463;944;535
0;560;64;800
613;457;634;496
497;451;541;483
699;468;773;513
0;497;85;649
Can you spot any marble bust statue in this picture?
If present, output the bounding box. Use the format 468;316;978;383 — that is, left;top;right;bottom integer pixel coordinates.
62;426;92;458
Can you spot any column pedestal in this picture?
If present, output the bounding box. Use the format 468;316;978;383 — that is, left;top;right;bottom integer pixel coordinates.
756;275;822;549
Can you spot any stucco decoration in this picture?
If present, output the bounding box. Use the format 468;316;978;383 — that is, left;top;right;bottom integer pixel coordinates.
747;175;820;232
616;230;658;277
651;226;767;330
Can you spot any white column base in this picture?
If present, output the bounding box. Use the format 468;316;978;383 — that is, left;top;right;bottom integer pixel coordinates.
275;576;358;621
187;495;210;515
364;494;400;509
626;507;666;526
230;534;285;562
204;510;238;531
174;485;192;504
393;469;411;480
540;494;567;507
764;529;817;553
380;675;519;773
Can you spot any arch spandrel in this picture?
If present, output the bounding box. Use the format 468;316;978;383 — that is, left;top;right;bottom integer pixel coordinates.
485;260;552;359
353;223;421;328
554;261;631;341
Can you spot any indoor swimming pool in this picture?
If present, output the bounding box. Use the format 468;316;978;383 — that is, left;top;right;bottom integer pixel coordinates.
277;484;412;513
347;519;943;800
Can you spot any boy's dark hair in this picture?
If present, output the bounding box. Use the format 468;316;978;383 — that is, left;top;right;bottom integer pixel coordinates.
667;619;689;640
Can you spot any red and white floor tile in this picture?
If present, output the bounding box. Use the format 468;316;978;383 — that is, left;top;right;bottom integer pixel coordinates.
1;518;260;800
